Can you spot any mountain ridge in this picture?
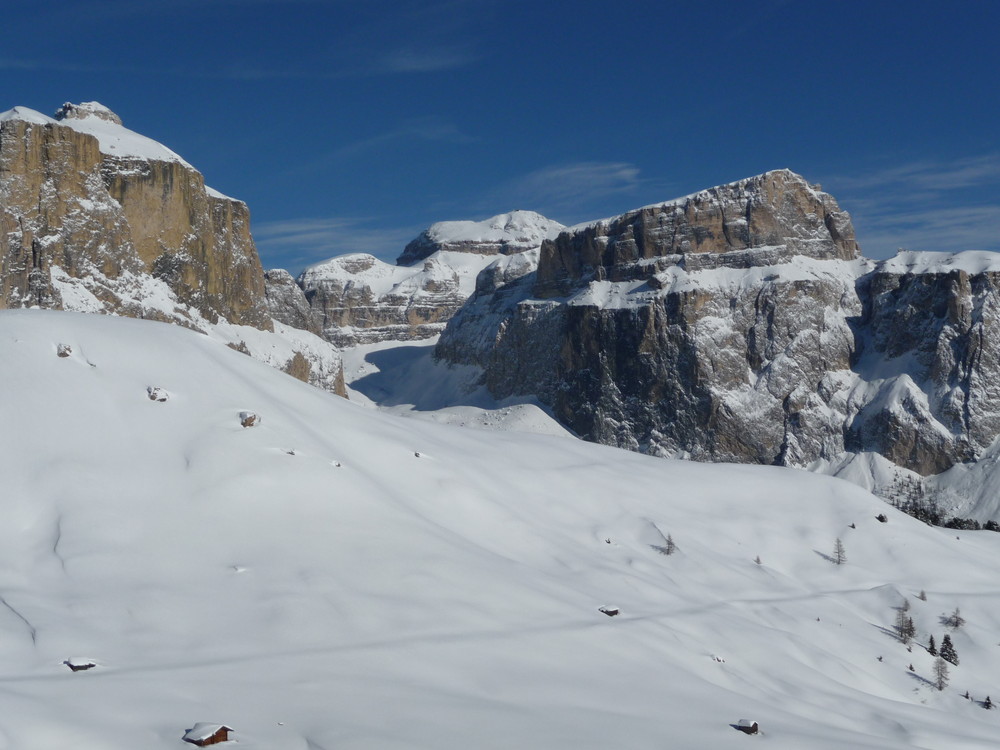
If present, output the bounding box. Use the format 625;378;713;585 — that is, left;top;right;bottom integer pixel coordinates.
433;171;1000;516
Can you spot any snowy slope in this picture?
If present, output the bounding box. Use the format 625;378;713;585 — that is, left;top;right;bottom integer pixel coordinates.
2;309;1000;749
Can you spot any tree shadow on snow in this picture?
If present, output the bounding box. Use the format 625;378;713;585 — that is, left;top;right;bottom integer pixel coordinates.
906;671;935;688
813;550;836;564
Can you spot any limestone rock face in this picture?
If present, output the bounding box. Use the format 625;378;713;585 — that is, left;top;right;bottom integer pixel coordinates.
398;210;565;266
297;252;481;347
848;253;1000;474
0;102;347;398
265;269;320;334
535;169;859;297
436;172;1000;487
265;211;564;348
0;102;270;329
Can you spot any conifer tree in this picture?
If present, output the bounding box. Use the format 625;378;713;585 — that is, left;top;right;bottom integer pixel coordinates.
927;634;937;656
940;634;959;665
833;537;846;565
985;695;993;710
665;534;677;555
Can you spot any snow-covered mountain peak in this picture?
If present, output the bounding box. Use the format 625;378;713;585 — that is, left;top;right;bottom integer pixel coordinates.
398;210;564;265
54;100;123;125
428;209;565;244
0;105;57;125
50;100;192;166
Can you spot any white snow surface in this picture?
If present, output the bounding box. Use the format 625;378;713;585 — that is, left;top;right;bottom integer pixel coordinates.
423;210;565;246
300;250;499;299
876;250;1000;275
567;256;873;310
3;308;1000;749
0;106;57;126
54;101;193;167
342;336;573;437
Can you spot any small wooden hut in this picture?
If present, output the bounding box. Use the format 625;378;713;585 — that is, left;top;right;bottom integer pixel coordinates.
183;723;233;746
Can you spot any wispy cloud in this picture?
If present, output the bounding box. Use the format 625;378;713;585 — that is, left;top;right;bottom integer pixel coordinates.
254;217;419;271
327;117;477;161
486;161;644;221
376;45;481;74
834;154;1000;194
827;154;1000;258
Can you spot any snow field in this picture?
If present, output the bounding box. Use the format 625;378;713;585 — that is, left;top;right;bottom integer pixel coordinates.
1;309;999;748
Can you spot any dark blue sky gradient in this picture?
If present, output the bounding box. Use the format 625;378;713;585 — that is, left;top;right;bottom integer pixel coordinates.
4;0;998;272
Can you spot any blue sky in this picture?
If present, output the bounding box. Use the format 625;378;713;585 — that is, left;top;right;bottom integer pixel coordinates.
5;0;998;272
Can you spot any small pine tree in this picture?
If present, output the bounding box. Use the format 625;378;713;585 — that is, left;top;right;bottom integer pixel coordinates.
754;555;762;565
917;590;927;601
665;534;677;555
933;656;949;691
985;695;993;710
927;634;937;656
833;537;846;565
944;607;966;630
940;634;959;665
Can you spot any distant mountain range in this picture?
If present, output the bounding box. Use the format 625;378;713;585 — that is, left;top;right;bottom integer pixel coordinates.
5;102;1000;519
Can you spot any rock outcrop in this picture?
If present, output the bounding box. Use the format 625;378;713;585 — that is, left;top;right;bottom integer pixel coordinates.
0;102;270;329
398;210;564;266
269;211;565;348
534;169;858;297
1;101;348;396
295;252;483;347
436;170;1000;491
265;268;320;334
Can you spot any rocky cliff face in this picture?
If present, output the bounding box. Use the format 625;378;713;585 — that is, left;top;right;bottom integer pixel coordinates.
436;171;1000;492
269;211;565;348
0;102;270;329
535;169;859;297
294;252;486;347
0;101;349;396
264;268;320;334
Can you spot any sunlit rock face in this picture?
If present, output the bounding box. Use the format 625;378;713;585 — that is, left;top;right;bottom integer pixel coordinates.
0;102;270;329
281;211;565;348
437;170;1000;480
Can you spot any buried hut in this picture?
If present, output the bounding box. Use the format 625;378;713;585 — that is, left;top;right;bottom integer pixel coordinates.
183;723;234;746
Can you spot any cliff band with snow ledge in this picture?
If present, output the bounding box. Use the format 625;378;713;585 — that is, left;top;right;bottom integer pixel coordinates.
437;170;1000;506
0;102;270;329
266;211;565;347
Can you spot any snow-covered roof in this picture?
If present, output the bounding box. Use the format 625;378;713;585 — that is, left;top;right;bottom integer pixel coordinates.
183;723;233;741
64;656;98;668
